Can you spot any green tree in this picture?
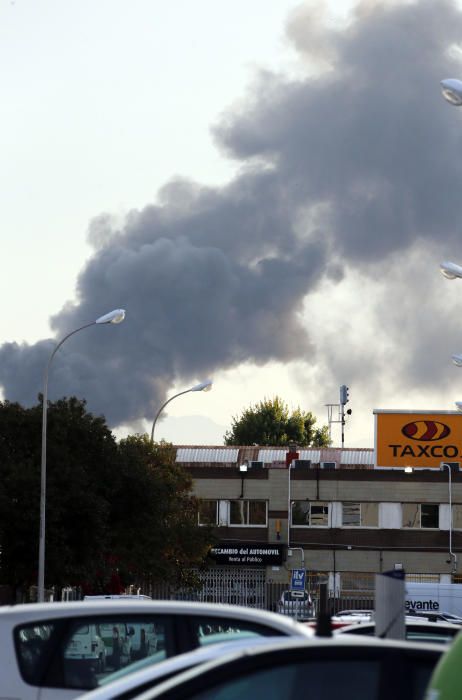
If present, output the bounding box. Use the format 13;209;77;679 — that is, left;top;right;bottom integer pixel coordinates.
111;435;214;589
0;397;117;595
0;399;215;596
224;396;331;447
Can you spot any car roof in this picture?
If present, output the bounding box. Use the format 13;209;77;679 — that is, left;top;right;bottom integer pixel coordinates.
132;635;444;700
338;619;462;632
79;636;289;700
0;600;312;636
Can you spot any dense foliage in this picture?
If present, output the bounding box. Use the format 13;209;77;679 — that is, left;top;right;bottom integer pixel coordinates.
224;396;331;447
0;398;213;597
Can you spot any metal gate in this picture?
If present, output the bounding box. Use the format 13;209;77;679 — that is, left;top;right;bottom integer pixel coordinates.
153;568;267;608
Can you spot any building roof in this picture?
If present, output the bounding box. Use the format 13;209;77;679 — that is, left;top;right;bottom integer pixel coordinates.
174;446;374;469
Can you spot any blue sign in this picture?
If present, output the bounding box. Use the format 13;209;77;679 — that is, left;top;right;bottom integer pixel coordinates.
290;569;306;591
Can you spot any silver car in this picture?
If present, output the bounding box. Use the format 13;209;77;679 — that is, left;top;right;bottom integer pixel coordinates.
277;590;313;620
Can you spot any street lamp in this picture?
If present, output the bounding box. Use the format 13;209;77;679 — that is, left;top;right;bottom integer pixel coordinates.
440;262;462;407
239;463;248;498
150;379;212;443
441;79;462;106
441;463;458;574
440;261;462;280
287;460;305;567
37;309;126;602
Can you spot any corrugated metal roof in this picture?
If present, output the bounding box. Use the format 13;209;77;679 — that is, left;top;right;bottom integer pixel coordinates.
340;450;374;465
175;446;375;466
176;448;239;463
257;449;321;463
257;449;286;462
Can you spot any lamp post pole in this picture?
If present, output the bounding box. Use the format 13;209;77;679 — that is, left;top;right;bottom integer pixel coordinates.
150;379;212;443
287;462;305;567
441;462;457;575
440;261;462;410
37;309;125;603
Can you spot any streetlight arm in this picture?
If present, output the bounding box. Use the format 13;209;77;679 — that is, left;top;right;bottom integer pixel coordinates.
441;463;457;574
150;389;192;442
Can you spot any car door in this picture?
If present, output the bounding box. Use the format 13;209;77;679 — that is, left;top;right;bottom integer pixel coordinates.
14;613;173;700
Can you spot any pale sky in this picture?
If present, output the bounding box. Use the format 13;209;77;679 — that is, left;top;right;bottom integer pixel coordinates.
2;0;462;449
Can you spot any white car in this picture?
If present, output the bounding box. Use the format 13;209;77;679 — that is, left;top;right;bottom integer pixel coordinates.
336;618;462;645
277;590;313;620
0;599;313;700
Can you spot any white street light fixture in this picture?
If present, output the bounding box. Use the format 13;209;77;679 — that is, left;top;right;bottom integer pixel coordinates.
452;354;462;367
441;79;462;106
440;261;462;280
150;379;213;442
189;379;213;392
95;309;126;324
38;309;126;603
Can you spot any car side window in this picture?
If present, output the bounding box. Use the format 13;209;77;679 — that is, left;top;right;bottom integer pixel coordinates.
191;616;284;647
15;616;169;691
15;624;56;685
186;660;380;700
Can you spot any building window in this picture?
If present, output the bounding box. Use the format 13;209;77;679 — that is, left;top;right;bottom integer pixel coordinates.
402;503;439;529
453;505;462;530
198;500;218;526
342;503;378;527
292;501;329;527
340;572;375;592
229;500;267;527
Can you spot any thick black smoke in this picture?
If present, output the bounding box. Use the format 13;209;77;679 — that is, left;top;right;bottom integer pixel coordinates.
1;0;462;426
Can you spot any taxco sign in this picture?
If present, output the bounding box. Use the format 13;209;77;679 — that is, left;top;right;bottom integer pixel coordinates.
374;410;462;468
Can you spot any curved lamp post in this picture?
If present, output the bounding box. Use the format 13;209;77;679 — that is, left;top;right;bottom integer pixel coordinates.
287;461;305;568
441;463;458;574
38;308;126;602
150;379;213;443
440;262;462;408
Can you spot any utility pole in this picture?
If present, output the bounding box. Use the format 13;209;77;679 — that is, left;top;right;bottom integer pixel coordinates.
325;385;351;448
339;385;350;449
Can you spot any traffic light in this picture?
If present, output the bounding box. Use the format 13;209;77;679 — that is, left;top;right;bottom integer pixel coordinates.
340;384;350;405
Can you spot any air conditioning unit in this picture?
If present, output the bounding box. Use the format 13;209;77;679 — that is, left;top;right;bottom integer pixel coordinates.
249;461;264;469
293;459;311;469
320;461;337;470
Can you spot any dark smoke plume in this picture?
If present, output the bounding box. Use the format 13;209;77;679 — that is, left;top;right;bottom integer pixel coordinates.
1;0;462;427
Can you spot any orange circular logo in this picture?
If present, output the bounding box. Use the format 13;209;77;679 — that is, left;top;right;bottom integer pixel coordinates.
401;421;451;441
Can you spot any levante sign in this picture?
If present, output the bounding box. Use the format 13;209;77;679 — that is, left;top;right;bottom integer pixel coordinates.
209;543;283;566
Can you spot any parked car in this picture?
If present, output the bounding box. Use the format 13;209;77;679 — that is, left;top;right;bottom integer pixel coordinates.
79;636;288;700
0;599;313;700
336;619;461;645
277;590;313;620
130;635;444;700
64;623;106;673
406;610;462;625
